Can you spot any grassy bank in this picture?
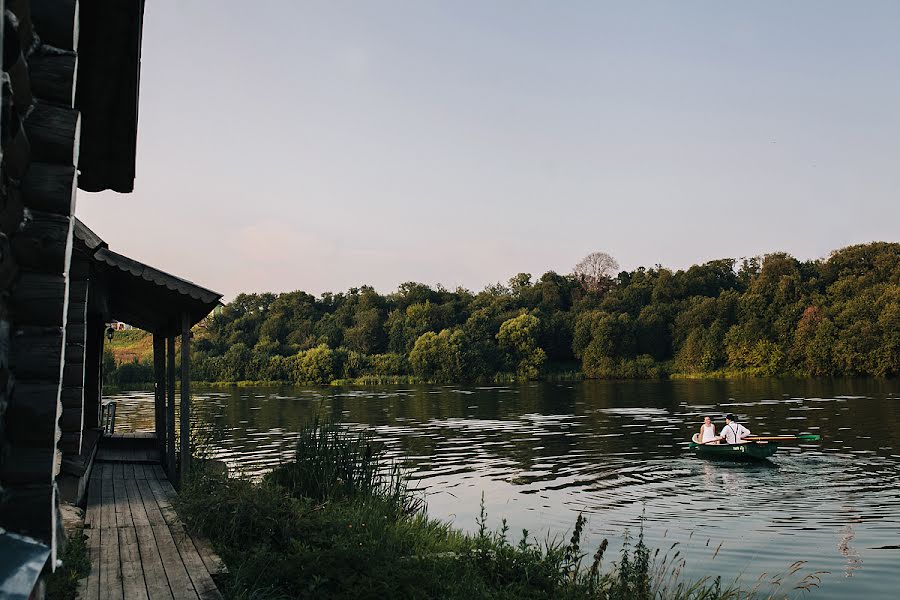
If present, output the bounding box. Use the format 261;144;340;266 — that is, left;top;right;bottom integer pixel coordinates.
176;419;818;599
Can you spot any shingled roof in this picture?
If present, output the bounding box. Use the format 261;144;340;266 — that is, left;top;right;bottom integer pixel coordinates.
73;218;222;333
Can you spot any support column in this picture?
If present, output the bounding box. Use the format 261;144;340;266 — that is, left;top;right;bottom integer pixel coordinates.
153;333;166;463
166;335;176;481
180;313;191;482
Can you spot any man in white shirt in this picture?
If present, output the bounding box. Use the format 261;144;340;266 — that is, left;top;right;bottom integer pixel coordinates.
717;413;751;444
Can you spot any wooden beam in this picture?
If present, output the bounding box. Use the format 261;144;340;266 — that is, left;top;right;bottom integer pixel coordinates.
82;318;104;429
166;335;176;480
153;333;165;462
180;313;191;482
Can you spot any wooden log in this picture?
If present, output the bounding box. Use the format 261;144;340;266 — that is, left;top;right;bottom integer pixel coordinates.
58;399;83;431
166;336;176;480
29;0;79;52
3;9;23;71
60;385;83;409
3;380;59;444
0;184;26;234
20;162;77;215
2;117;31;181
66;314;86;345
6;0;37;54
62;361;83;383
180;313;191;481
153;333;165;460
0;483;56;543
9;325;65;380
9;272;67;326
27;44;77;107
8;51;34;112
23;100;80;166
58;431;82;456
0;446;55;483
0;233;18;291
10;210;72;273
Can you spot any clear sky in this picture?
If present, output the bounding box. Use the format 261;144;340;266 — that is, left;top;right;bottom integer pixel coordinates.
76;1;900;300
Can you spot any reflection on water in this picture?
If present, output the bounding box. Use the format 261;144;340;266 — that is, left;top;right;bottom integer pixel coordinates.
111;379;900;599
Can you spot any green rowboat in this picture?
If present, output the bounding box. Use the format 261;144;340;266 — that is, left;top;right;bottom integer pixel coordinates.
688;434;821;462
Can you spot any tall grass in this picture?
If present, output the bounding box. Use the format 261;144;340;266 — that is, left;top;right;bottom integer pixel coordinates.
176;418;821;600
265;416;421;514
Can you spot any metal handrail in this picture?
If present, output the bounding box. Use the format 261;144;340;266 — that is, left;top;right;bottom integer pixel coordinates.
100;400;117;435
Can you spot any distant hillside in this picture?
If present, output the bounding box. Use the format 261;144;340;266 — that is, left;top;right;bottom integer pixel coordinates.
106;329;153;364
104;242;900;385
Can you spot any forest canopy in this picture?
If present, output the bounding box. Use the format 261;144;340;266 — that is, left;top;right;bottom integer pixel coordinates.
107;243;899;385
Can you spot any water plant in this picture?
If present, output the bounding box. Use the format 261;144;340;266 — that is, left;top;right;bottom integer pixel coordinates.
176;418;821;599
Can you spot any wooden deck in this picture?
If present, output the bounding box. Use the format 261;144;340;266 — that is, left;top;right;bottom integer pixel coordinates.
78;458;226;600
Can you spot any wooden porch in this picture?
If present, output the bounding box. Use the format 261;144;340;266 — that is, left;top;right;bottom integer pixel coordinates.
78;441;226;600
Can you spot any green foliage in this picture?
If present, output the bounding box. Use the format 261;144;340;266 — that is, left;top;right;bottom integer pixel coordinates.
186;242;898;384
46;529;91;600
177;419;814;600
496;313;547;379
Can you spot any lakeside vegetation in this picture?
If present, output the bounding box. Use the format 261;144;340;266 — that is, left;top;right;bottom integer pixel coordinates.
177;419;821;599
105;242;899;386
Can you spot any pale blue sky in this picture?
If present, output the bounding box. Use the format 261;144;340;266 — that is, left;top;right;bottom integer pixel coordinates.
77;1;900;299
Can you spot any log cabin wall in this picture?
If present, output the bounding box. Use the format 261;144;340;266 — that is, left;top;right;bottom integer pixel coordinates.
0;0;81;563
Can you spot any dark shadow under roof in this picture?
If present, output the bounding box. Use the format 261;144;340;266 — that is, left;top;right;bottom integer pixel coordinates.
74;219;222;334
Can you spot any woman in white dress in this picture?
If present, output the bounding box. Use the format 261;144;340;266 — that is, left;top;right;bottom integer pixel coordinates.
696;416;718;444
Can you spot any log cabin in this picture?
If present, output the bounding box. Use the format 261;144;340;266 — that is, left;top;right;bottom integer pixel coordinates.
0;1;222;596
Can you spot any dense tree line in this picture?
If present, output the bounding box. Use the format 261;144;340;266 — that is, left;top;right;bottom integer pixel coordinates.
176;242;897;385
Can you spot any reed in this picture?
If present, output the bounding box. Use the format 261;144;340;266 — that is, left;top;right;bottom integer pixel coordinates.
176;419;821;600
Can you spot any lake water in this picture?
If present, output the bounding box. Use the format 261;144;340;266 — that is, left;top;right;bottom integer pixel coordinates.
111;379;900;598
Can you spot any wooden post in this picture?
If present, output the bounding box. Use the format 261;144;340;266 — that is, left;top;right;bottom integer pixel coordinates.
153;333;166;463
180;313;191;482
166;335;176;481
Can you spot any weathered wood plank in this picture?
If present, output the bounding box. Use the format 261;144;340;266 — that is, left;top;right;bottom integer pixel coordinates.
124;478;174;600
136;479;197;600
85;471;101;530
83;525;101;600
99;475;124;600
146;478;223;599
114;476;148;600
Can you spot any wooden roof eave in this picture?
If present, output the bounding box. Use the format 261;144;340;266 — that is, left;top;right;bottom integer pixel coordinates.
73;218;222;334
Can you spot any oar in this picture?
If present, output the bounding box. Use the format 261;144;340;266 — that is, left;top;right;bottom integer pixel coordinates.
743;434;821;442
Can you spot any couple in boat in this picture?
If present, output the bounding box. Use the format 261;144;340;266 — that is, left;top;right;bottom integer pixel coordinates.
694;413;751;445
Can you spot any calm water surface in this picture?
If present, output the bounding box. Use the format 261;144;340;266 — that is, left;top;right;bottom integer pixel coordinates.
113;379;900;598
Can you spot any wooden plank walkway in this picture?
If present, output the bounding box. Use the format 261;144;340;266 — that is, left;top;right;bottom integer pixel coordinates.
78;458;225;600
